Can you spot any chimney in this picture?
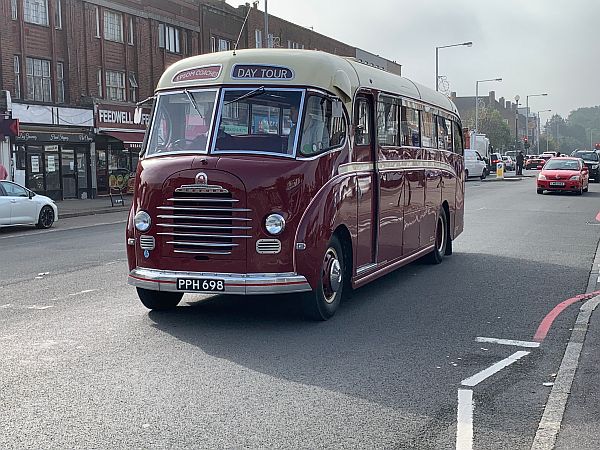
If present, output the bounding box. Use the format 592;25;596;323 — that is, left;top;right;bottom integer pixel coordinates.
489;91;496;104
499;97;505;108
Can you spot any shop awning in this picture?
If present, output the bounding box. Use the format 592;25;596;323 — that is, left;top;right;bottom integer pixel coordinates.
100;130;146;149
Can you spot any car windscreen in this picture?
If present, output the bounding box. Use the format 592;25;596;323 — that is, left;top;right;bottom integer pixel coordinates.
212;88;304;156
544;159;581;170
145;89;218;156
573;152;598;161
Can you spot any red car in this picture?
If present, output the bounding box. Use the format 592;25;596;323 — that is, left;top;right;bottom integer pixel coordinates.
537;157;589;195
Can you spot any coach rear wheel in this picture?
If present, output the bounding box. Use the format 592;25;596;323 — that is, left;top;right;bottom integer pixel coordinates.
137;288;183;310
302;236;345;321
425;208;448;265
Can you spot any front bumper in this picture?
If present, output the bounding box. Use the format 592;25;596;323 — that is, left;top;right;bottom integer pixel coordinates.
537;180;582;191
128;267;312;295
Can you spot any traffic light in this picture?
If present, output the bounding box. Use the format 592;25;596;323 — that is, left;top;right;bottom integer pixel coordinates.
0;117;19;137
524;137;530;149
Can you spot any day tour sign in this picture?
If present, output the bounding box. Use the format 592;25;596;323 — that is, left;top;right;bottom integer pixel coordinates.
172;65;222;83
231;64;294;80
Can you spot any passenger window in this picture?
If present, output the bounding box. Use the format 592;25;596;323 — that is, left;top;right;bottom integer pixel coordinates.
421;111;436;148
400;106;420;147
377;96;399;146
452;122;464;156
437;116;450;150
355;98;371;146
299;94;346;156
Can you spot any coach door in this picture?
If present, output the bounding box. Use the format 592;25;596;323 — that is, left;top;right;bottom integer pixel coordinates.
354;93;378;274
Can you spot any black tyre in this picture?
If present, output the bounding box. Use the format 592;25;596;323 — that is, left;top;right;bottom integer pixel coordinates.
537;188;544;194
425;208;448;265
584;185;589;192
302;235;345;321
36;206;55;229
137;288;183;310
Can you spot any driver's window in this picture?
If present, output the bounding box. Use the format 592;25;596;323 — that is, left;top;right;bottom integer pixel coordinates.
1;181;28;197
476;152;483;161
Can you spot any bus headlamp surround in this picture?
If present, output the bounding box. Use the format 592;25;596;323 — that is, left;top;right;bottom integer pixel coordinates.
265;214;285;235
134;211;152;232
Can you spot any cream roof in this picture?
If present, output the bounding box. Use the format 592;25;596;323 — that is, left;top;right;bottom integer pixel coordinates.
157;49;459;116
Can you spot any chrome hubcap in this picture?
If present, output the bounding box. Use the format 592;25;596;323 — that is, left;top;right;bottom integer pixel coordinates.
322;248;342;303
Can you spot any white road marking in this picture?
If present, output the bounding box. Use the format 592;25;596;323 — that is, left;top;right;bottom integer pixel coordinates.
0;304;11;308
25;305;55;310
461;351;530;387
456;389;474;450
476;336;540;348
68;289;98;296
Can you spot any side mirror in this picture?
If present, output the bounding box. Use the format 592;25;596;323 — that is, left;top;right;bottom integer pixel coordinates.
28;190;35;199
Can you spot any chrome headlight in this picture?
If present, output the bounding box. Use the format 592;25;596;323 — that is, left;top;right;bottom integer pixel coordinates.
134;210;151;232
265;213;285;235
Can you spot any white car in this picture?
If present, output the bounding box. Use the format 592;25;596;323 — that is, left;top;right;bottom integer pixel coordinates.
464;149;488;180
0;181;58;229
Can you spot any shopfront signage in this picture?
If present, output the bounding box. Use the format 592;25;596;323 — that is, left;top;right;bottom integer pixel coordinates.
15;130;94;143
96;104;151;130
231;64;294;80
172;65;222;83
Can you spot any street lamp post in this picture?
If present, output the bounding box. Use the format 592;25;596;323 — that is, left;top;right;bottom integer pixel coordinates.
535;109;551;155
514;95;520;154
435;41;472;91
474;77;502;157
525;93;548;152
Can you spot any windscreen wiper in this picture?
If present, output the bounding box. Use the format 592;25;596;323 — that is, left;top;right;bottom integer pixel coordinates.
224;86;266;106
184;89;203;119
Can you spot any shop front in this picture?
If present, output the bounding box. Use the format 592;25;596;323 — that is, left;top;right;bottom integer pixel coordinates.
95;103;150;195
14;128;94;200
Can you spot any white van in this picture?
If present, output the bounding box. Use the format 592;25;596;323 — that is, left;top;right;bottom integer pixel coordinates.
464;149;488;180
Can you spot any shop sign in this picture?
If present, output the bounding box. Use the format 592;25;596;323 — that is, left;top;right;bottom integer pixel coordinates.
15;130;94;143
96;104;151;130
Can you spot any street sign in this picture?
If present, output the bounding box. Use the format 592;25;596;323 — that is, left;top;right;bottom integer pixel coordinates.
0;117;19;138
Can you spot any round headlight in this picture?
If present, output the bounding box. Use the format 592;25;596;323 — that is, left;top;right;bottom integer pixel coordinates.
134;210;151;232
265;213;285;235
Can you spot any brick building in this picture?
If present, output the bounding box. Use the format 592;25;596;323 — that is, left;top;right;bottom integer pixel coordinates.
0;0;401;200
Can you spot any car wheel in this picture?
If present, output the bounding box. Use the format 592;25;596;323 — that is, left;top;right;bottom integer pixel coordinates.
425;208;448;265
136;288;183;310
302;235;345;321
537;188;544;194
36;206;55;229
576;186;583;195
584;185;589;192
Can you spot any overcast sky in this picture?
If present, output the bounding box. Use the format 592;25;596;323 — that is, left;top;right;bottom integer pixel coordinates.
227;0;598;119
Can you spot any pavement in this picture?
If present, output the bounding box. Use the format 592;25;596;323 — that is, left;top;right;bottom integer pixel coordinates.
56;195;131;219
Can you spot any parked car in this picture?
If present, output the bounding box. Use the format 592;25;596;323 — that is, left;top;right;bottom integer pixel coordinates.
540;152;556;160
570;150;600;182
464;149;488;180
502;155;515;171
488;152;503;172
0;181;58;228
525;157;545;170
537;157;589;195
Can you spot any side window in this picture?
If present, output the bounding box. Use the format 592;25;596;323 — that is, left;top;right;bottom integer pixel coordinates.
354;97;371;146
452;121;464;156
421;111;436;148
1;181;28;197
437;116;450;150
299;94;346;156
400;106;420;147
475;151;483;161
377;96;399;146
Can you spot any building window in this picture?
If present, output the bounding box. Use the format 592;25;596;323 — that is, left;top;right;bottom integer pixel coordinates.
94;7;101;37
128;73;138;103
287;40;301;49
255;29;262;48
211;37;231;53
103;10;123;42
105;70;125;101
26;57;52;102
11;0;18;20
158;24;180;53
24;0;49;26
54;0;62;29
14;56;21;100
56;62;65;103
97;69;103;98
128;17;134;45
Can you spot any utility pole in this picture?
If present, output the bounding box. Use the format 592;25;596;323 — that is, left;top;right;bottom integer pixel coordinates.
264;0;269;48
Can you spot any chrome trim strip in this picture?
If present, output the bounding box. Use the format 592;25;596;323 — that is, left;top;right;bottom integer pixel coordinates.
157;206;251;212
157;232;251;239
356;263;377;275
156;224;251;230
128;268;312;295
337;159;457;177
167;197;239;203
173;250;231;255
166;241;238;247
338;162;374;174
157;215;251;221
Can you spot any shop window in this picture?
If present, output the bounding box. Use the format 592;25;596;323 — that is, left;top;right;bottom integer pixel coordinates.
24;0;49;26
105;70;125;102
377;96;399;147
26;57;52;102
13;55;21;100
104;9;123;42
401;106;420;147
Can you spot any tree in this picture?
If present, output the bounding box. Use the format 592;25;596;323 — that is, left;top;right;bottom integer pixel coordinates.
462;109;512;151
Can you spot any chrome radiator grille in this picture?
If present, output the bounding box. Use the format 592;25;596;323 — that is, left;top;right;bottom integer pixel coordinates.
156;191;251;255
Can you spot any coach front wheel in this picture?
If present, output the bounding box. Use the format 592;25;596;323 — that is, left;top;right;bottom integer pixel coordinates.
425;208;448;265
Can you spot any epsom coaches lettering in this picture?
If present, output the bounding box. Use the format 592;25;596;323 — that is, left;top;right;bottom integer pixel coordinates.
126;49;465;320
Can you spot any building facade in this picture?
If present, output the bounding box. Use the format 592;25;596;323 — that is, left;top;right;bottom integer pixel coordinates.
0;0;401;199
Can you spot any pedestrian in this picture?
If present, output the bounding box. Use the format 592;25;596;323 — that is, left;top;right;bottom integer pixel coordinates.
0;162;8;181
516;151;524;175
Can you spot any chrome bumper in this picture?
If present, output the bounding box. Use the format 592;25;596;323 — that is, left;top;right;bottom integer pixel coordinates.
128;267;312;295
